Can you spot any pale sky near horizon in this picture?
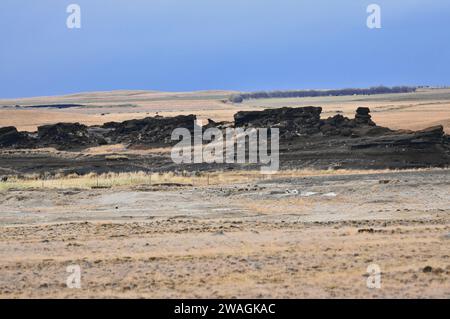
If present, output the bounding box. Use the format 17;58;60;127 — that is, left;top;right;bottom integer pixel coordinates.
0;0;449;98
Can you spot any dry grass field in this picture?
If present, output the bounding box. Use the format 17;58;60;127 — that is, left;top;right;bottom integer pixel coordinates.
1;88;449;132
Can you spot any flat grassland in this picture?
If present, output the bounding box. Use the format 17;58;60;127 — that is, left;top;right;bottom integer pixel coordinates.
1;88;449;132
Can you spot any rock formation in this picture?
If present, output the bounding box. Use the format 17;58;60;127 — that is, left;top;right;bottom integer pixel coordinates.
0;126;31;148
37;123;106;150
102;114;197;146
0;107;449;170
234;106;322;138
354;107;375;126
235;106;385;138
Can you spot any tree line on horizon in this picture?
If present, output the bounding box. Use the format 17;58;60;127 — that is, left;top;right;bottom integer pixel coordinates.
229;86;417;103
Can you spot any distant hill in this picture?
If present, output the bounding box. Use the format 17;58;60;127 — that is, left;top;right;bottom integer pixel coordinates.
0;90;238;107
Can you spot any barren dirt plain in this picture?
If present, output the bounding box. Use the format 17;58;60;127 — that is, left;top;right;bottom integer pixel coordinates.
0;169;449;298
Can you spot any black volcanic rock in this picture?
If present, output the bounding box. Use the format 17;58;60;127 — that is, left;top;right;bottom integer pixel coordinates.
413;125;445;142
37;123;100;150
234;106;384;139
356;107;370;115
0;126;31;147
354;107;375;126
0;107;449;171
351;125;445;150
234;106;322;138
320;114;356;136
320;108;384;137
103;114;197;146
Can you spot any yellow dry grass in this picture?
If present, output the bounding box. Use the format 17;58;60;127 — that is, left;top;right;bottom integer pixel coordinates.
83;144;172;155
1;167;446;191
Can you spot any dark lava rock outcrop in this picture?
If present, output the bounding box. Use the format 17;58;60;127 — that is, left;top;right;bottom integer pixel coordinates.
234;106;323;138
0;107;449;172
0;126;32;148
235;106;386;139
351;125;446;149
102;114;197;146
37;123;106;150
354;107;375;126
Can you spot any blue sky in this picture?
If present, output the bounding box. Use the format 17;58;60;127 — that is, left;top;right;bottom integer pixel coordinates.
0;0;449;98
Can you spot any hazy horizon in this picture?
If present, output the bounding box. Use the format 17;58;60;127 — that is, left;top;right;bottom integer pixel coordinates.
2;85;445;101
